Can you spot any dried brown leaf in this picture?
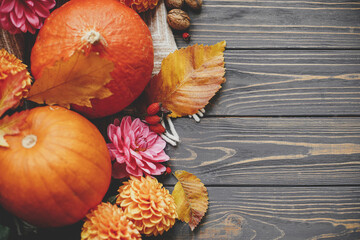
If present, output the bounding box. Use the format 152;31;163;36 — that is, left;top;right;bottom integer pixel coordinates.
146;41;226;117
172;170;209;230
0;111;28;147
28;51;114;108
0;70;29;117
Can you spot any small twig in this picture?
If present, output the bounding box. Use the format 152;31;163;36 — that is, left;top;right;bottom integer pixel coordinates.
161;134;177;146
166;117;179;141
160;117;180;146
188;108;205;122
197;110;204;117
192;114;200;122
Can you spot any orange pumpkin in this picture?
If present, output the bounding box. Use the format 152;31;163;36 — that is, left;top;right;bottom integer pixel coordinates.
0;106;112;227
30;0;154;118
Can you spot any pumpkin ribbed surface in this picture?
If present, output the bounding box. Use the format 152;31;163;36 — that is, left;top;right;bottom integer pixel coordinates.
116;176;177;236
81;202;141;240
30;0;154;118
0;106;112;227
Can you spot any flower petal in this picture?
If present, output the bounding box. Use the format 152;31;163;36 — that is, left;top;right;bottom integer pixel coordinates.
121;116;132;134
144;160;156;170
24;6;39;27
0;0;15;13
14;2;24;18
9;11;24;28
126;164;143;177
112;162;129;179
38;0;56;9
20;20;28;32
145;132;158;145
151;151;170;162
142;162;166;175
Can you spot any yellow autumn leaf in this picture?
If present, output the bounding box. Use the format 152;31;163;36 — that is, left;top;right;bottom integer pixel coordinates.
146;41;226;118
172;170;209;230
28;51;114;108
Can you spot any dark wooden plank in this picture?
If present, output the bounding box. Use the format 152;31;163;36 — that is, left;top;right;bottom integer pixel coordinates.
141;186;360;240
206;50;360;116
175;0;360;49
7;187;359;240
147;186;360;240
140;117;360;186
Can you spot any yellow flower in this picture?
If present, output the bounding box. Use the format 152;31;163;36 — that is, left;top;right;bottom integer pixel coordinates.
117;176;177;236
81;202;141;240
0;49;32;99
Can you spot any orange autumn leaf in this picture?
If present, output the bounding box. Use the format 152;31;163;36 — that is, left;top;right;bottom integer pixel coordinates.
28;51;114;108
0;70;30;117
172;170;209;230
146;41;226;118
0;111;28;147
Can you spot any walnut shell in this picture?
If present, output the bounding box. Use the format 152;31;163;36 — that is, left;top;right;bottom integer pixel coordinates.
165;0;184;9
185;0;202;10
167;9;191;31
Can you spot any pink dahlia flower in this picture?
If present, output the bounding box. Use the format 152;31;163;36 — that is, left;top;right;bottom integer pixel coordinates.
0;0;56;34
107;116;170;179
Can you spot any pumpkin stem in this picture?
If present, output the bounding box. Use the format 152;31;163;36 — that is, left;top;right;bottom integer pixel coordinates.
82;30;105;45
22;134;37;149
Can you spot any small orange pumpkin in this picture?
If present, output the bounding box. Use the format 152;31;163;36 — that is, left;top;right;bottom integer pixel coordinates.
31;0;154;118
0;106;112;227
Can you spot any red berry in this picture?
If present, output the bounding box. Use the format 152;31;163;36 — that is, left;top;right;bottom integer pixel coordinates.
149;123;166;134
147;102;161;115
166;167;172;174
145;115;161;125
182;32;190;42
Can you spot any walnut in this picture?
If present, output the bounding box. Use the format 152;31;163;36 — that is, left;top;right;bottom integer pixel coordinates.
185;0;202;10
165;0;184;10
167;9;191;31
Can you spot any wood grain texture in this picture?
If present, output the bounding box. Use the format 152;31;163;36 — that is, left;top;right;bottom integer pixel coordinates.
0;29;24;60
6;0;360;239
175;0;360;49
141;0;178;75
6;187;357;240
143;186;360;240
133;117;360;186
206;50;360;116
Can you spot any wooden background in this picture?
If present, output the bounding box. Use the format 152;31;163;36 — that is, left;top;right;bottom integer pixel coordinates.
102;0;360;239
1;0;360;239
147;0;360;239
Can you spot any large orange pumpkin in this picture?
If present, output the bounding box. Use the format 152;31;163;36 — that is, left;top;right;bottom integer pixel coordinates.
31;0;154;118
0;106;112;227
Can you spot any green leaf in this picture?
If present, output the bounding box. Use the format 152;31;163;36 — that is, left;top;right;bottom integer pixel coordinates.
0;224;10;240
12;217;37;237
107;195;118;204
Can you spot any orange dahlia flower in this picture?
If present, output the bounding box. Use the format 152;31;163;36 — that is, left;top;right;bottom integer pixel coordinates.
116;176;177;236
119;0;159;13
0;49;32;99
81;202;141;240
